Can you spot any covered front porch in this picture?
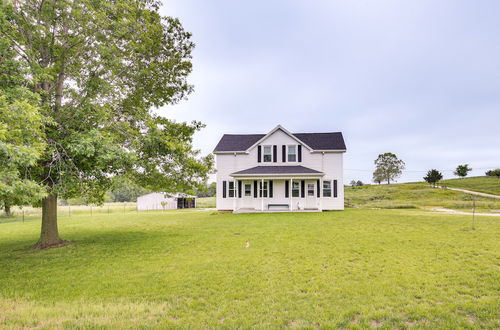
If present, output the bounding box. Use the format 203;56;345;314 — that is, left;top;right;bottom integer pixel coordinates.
229;165;326;213
233;208;322;214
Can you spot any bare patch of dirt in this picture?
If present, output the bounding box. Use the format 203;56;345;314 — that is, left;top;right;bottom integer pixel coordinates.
351;313;361;325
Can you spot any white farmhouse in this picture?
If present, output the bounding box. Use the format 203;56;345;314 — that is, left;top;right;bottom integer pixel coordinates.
213;125;346;212
136;192;196;211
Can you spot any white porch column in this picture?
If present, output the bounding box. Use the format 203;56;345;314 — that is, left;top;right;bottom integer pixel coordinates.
319;178;323;211
289;178;293;211
233;179;237;211
261;178;264;211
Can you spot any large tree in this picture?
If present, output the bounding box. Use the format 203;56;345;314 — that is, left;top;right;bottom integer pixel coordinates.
0;38;46;216
0;0;212;248
373;152;405;184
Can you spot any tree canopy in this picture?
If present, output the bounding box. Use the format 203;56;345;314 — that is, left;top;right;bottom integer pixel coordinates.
485;169;500;179
373;153;405;184
454;164;472;178
423;169;443;187
0;38;46;215
0;0;213;248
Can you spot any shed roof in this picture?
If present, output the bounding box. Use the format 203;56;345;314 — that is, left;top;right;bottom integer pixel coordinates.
231;165;324;176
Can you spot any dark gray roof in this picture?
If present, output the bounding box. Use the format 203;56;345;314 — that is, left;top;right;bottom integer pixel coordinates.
293;132;346;151
213;131;345;152
214;134;264;152
231;165;323;176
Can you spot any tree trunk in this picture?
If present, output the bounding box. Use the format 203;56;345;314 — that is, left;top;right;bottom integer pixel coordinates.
36;194;65;249
4;203;11;216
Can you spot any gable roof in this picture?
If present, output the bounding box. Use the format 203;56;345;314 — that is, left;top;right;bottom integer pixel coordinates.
214;134;265;152
293;132;346;151
213;126;346;153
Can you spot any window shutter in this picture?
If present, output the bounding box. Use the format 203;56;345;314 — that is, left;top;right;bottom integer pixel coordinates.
257;145;261;163
222;181;227;198
238;181;242;198
285;180;289;198
254;181;258;198
282;145;286;162
333;180;338;197
317;180;320;197
298;145;302;162
269;180;273;198
273;145;277;162
301;180;305;198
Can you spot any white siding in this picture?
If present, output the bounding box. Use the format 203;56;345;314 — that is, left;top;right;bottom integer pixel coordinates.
137;193;177;211
215;128;344;211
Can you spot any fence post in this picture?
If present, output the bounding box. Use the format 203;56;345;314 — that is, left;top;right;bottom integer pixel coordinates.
472;197;476;230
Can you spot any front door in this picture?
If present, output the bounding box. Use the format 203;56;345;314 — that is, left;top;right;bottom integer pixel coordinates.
305;182;316;209
242;182;253;209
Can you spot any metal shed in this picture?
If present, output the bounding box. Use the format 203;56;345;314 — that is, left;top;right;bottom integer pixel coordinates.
136;192;196;211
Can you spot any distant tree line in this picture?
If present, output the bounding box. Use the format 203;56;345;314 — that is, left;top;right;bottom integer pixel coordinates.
485;169;500;178
196;182;216;197
349;180;364;188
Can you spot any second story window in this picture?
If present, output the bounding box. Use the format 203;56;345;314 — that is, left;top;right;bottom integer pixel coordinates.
288;145;297;162
263;146;272;162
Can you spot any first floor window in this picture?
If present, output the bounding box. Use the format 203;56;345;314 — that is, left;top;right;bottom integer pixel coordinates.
263;145;272;162
323;181;332;197
259;181;268;197
288;145;297;162
228;181;235;197
292;181;300;197
244;183;251;196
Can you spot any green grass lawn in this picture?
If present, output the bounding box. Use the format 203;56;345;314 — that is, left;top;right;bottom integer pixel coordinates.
440;176;500;196
196;196;216;208
1;209;498;328
345;182;500;210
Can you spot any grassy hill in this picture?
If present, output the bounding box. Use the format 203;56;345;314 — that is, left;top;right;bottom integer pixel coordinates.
345;182;500;210
1;209;499;328
440;176;500;195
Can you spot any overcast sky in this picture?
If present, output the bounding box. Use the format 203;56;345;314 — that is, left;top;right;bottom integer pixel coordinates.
160;0;500;183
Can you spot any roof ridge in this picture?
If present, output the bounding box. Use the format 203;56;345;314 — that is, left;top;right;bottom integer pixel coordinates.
222;133;265;136
293;132;342;134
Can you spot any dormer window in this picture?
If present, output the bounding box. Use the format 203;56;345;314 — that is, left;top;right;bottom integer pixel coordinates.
263;145;272;162
287;145;297;162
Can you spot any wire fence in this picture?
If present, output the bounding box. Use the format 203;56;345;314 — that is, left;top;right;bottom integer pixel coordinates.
1;203;138;224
